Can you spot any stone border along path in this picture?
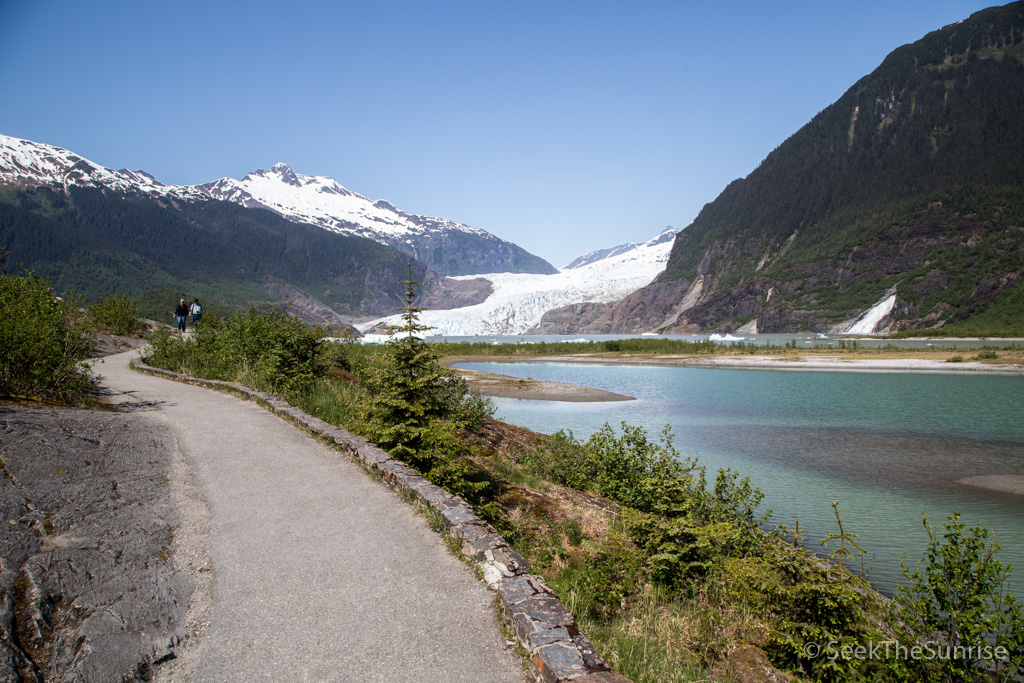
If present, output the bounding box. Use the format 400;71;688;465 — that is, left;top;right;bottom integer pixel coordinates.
127;355;631;683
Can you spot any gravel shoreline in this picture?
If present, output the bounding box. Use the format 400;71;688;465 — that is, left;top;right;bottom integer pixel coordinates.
959;475;1024;496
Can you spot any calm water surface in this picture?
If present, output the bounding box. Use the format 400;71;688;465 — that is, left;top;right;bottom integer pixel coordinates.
458;361;1024;594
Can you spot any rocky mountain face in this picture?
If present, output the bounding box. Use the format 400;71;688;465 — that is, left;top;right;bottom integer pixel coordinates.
555;2;1024;335
196;164;556;277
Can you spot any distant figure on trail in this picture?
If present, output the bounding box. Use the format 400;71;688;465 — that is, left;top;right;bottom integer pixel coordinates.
174;298;189;333
190;298;203;326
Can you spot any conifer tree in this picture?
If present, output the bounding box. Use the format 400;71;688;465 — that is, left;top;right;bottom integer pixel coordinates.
364;264;446;460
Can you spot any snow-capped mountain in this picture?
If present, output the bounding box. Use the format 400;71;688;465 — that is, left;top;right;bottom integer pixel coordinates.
563;226;678;269
0;133;205;199
197;164;556;277
0;133;554;278
199;163;479;243
358;226;680;336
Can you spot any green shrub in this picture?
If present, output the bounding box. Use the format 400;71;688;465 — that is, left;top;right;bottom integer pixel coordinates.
520;429;602;490
625;510;735;584
892;513;1024;681
143;307;324;394
87;291;143;335
0;271;94;403
143;326;193;373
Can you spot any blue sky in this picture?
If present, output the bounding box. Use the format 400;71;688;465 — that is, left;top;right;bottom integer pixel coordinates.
0;0;1001;267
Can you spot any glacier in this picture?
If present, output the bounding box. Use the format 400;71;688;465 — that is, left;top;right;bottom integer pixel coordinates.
358;227;679;336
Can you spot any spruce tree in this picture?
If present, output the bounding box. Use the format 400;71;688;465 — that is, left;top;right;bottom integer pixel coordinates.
364;264;447;460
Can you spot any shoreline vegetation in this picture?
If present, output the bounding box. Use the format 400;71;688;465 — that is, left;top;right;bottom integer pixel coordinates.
4;269;1023;681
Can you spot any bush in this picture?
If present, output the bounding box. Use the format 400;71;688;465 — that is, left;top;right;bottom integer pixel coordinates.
0;271;94;403
144;308;324;394
892;513;1024;681
87;291;143;335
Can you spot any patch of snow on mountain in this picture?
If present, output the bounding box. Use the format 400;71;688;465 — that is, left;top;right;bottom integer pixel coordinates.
357;227;678;336
845;293;897;334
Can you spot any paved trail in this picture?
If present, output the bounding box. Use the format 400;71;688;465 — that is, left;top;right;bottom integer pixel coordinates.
95;351;524;682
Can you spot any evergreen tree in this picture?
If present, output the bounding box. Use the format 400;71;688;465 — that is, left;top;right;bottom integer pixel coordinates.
363;264;447;461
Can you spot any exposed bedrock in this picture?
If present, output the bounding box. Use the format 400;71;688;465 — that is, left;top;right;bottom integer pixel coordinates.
0;405;190;682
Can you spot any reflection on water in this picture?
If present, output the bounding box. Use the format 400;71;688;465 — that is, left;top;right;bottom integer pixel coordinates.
458;361;1024;594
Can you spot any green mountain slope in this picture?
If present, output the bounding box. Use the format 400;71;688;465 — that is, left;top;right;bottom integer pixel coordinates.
0;186;453;323
546;2;1024;335
665;1;1024;334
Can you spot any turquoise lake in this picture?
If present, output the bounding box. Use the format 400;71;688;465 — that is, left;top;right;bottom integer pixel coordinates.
456;361;1024;595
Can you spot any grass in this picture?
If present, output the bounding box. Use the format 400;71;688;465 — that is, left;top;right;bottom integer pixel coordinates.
571;584;759;683
483;453;550;491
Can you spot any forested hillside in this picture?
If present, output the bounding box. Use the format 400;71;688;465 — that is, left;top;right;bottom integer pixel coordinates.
545;1;1024;335
0;186;470;322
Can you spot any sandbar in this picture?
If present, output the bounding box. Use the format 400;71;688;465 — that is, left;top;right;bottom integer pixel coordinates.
959;475;1024;496
452;366;634;402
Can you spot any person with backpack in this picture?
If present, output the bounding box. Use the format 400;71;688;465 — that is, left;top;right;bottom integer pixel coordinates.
174;298;189;333
190;298;203;325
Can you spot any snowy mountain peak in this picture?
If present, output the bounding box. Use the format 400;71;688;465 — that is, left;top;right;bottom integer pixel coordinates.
649;225;680;244
0;133;201;199
194;162;555;276
198;165;434;239
563;225;679;270
266;162;302;187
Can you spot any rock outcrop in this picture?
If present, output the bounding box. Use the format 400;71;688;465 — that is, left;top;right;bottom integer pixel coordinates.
0;405;191;681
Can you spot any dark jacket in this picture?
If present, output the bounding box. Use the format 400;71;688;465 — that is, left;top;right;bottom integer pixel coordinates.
175;302;190;317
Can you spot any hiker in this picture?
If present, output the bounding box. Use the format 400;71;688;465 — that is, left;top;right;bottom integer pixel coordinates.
174;298;189;333
190;298;203;325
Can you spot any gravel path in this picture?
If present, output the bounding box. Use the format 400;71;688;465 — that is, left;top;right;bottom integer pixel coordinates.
94;350;525;682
